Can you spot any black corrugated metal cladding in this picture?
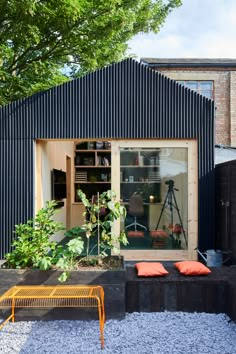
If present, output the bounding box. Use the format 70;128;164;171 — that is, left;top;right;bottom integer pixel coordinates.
0;59;215;258
0;139;34;256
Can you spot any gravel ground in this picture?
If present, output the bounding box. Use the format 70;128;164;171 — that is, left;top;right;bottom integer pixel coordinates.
0;312;236;354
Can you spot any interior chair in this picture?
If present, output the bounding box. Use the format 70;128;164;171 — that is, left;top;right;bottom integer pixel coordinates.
125;194;147;231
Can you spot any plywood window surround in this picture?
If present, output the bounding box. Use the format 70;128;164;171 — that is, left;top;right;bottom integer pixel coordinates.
35;139;74;242
36;139;198;261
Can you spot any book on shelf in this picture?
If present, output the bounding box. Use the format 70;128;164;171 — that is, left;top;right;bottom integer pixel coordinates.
75;171;87;182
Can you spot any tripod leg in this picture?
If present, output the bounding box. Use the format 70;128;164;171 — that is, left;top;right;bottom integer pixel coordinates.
155;192;169;230
170;202;174;238
171;191;188;246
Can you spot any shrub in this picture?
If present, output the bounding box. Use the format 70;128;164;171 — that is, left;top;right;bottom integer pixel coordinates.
5;200;65;270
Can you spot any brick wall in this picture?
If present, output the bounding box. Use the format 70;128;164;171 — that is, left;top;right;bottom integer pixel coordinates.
153;68;235;146
230;71;236;146
214;71;230;145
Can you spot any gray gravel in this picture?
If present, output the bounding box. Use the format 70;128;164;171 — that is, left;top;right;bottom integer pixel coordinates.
0;312;236;354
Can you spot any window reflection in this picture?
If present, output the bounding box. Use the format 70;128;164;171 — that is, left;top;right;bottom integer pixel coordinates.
177;80;213;99
120;147;188;250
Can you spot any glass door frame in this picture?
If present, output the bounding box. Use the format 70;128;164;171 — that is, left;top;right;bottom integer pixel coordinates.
111;139;198;261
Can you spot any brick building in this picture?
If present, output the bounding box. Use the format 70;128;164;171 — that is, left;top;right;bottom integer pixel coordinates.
141;59;236;147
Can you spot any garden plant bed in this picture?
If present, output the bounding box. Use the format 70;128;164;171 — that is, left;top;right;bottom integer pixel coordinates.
0;256;126;321
72;255;124;271
0;262;236;323
1;255;124;272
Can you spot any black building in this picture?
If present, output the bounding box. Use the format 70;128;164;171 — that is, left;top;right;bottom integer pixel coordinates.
0;59;214;260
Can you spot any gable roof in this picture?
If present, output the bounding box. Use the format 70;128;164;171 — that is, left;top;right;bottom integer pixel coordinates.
0;58;213;141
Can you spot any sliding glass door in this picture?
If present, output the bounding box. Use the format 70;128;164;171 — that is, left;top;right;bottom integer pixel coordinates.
111;140;197;260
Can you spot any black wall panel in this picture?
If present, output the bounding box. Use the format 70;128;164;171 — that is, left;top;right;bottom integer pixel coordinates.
0;139;34;256
215;161;236;261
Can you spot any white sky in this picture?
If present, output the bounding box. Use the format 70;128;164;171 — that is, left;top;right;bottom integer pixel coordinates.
128;0;236;59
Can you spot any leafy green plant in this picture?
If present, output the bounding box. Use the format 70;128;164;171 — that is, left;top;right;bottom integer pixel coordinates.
5;200;65;270
77;189;128;259
54;237;84;282
4;192;128;283
53;189;128;282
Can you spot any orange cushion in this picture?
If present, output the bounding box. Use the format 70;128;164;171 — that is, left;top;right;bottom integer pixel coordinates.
135;262;169;277
127;231;145;238
150;230;168;238
174;261;211;275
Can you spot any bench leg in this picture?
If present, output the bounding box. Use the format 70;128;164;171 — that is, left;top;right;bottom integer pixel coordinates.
12;299;15;323
0;298;16;330
102;301;105;324
0;313;14;330
97;303;105;349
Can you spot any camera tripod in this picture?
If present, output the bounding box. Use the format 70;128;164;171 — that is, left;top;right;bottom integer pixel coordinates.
155;180;187;246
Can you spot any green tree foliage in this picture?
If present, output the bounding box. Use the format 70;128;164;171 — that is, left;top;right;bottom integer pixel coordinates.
0;0;182;105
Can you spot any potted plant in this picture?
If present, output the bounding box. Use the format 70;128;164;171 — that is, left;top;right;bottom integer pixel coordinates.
167;223;184;249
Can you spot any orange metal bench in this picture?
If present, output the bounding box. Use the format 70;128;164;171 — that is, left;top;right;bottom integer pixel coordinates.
0;285;105;349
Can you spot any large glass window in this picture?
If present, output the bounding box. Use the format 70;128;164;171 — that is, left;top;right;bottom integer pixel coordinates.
120;147;188;251
177;80;213;99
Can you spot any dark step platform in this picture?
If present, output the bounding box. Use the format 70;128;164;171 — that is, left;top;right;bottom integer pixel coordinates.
0;264;236;322
125;264;236;322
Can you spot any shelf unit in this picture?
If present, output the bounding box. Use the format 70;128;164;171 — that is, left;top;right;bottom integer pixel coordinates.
74;141;111;201
120;148;161;203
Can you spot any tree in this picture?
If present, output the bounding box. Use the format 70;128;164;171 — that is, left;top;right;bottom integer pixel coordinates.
0;0;182;105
